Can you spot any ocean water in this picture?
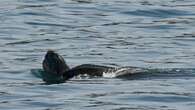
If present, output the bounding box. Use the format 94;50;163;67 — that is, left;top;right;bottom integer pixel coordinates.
1;0;195;110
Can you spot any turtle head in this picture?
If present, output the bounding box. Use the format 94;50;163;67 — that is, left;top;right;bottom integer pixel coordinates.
42;50;70;83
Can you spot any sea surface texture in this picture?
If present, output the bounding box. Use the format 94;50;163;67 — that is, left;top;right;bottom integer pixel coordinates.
1;0;195;110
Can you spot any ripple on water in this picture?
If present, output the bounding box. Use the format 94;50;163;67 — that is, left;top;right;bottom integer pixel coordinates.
121;8;194;18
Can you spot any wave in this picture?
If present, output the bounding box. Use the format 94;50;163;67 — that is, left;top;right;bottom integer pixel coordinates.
104;67;195;80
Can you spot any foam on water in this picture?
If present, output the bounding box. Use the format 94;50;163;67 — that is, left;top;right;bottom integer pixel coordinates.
103;67;147;78
103;68;117;78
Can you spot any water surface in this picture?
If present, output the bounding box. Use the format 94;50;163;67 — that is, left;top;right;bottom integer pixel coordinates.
1;0;195;110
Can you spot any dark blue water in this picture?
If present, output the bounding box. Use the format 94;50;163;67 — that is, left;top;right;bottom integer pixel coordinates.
1;0;195;110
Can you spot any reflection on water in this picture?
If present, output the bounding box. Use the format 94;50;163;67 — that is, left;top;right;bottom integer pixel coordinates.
1;0;195;110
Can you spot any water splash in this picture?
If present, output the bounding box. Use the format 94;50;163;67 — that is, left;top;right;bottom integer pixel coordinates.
103;67;147;78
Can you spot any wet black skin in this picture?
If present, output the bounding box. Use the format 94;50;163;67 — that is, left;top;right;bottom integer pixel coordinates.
42;50;114;82
42;50;70;76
